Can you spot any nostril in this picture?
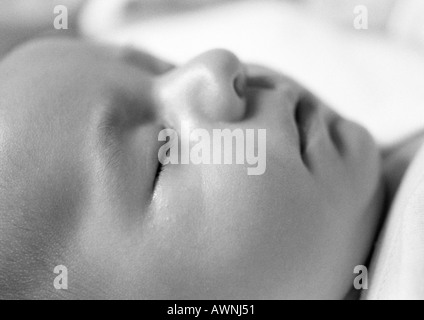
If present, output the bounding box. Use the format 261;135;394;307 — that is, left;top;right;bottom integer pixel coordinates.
234;75;246;99
246;76;275;90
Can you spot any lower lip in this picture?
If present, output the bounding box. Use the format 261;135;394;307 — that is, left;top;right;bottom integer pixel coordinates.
328;116;346;154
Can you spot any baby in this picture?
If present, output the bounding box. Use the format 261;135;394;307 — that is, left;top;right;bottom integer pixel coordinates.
0;36;392;300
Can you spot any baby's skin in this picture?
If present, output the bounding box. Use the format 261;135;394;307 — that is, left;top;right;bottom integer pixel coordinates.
0;38;384;299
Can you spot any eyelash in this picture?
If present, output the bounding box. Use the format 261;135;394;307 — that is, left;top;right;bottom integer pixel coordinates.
155;161;165;182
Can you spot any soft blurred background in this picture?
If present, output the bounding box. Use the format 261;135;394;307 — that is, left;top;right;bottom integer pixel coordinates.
2;0;424;50
1;0;424;145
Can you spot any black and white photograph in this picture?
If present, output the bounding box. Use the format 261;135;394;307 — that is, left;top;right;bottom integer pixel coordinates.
0;0;424;303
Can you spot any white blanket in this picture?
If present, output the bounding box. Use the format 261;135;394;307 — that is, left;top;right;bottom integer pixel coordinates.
365;143;424;300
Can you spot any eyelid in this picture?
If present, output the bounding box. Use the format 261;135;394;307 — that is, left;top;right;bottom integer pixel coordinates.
154;126;179;188
154;160;165;186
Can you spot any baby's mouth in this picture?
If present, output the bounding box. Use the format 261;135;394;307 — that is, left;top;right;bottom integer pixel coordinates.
294;96;317;166
294;95;346;166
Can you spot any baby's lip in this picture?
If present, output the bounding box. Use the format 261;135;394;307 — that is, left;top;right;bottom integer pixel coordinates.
328;115;345;154
293;96;318;166
293;95;346;165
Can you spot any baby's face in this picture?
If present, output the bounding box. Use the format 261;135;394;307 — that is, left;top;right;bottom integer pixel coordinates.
0;39;383;299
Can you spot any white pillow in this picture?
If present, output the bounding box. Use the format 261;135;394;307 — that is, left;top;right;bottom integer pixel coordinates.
365;143;424;300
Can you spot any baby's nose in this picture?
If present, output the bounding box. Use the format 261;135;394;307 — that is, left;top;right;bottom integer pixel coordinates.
156;49;247;125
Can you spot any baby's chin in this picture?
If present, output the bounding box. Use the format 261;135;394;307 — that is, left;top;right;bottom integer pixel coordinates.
345;118;386;259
